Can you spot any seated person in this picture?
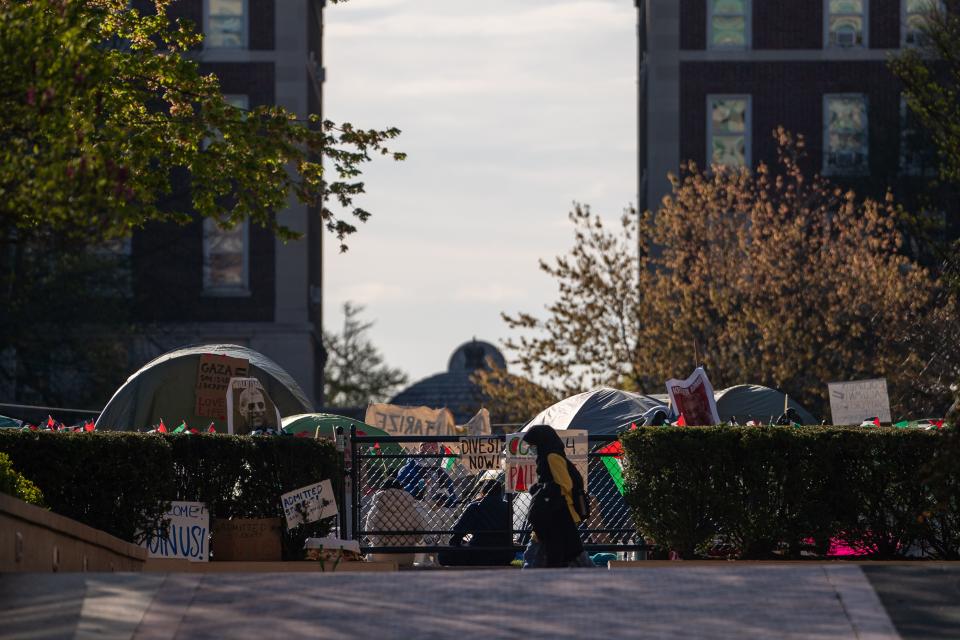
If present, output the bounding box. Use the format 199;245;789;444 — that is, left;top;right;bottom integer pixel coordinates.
438;480;514;566
396;441;457;507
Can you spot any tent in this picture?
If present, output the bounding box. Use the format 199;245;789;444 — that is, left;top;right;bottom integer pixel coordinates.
96;344;313;431
714;384;816;425
282;413;388;439
524;387;667;435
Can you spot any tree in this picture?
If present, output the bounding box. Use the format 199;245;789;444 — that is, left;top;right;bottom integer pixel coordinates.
890;1;960;188
493;130;956;420
471;363;560;426
0;0;403;246
323;303;408;407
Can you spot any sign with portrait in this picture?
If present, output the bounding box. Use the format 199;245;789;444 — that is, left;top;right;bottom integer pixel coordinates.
226;377;281;435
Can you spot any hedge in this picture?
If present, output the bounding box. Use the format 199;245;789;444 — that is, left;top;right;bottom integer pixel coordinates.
622;426;959;560
0;451;44;506
0;431;341;558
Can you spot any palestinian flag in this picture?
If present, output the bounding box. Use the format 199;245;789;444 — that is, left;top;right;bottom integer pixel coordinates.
441;445;457;472
598;440;625;495
172;421;187;434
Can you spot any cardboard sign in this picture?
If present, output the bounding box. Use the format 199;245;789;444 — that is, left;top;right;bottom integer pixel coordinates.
211;517;282;561
365;403;455;439
458;436;501;474
142;501;209;562
226;377;281;435
281;480;338;529
828;378;892;425
666;367;721;426
195;354;249;420
454;408;492;437
504;429;588;493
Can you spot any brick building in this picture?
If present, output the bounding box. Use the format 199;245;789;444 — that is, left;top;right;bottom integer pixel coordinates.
637;0;940;214
130;0;328;405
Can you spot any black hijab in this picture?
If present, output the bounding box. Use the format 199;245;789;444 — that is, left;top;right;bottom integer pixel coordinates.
523;424;566;481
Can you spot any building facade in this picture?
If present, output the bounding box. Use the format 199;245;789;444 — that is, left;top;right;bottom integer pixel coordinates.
637;0;940;214
131;0;328;405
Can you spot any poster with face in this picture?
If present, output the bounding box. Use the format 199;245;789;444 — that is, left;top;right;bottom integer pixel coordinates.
666;367;721;426
226;377;282;435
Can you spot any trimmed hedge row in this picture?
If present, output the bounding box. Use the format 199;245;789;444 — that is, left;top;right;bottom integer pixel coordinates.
622;426;960;560
0;431;341;558
0;451;44;506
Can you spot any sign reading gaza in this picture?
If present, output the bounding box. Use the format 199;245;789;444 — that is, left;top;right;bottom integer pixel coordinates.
280;480;338;530
141;501;209;562
195;354;248;421
504;430;588;494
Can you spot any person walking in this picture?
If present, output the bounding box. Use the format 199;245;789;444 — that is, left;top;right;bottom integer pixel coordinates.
522;424;586;567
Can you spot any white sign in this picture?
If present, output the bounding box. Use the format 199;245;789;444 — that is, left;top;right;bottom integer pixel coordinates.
504;429;588;494
666;367;721;426
828;378;892;425
281;480;338;529
142;501;209;562
365;403;455;438
454;408;492;437
458;436;501;474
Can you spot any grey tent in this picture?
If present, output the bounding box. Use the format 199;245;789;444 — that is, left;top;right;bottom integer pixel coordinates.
96;344;313;431
714;384;816;425
524;387;667;435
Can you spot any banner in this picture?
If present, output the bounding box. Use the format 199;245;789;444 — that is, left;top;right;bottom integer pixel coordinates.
504;429;588;493
142;501;209;562
195;354;249;420
458;436;501;474
454;408;492;437
365;403;455;437
281;480;338;530
666;367;721;426
226;377;282;435
828;378;891;425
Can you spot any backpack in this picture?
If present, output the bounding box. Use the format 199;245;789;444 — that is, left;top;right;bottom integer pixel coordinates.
566;459;590;521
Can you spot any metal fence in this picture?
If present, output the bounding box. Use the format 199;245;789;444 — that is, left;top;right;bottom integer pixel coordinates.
347;430;646;557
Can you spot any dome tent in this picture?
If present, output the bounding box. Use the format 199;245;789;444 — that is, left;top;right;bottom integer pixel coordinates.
524;387;667;435
96;344;312;431
714;384;816;425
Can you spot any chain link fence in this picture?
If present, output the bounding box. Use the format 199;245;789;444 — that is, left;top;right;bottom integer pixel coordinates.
349;432;645;558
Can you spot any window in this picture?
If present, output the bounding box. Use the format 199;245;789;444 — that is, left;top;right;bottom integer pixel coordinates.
205;0;246;49
203;94;248;150
708;96;751;168
900;96;937;175
826;0;866;48
709;0;750;49
203;218;249;294
903;0;941;46
824;95;868;175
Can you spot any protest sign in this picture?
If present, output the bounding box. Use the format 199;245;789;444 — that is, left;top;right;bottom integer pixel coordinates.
504;429;588;493
666;367;721;426
226;377;281;435
828;378;892;425
454;408;492;437
280;479;338;529
211;518;282;561
142;501;209;562
458;436;501;474
195;354;249;420
365;403;455;450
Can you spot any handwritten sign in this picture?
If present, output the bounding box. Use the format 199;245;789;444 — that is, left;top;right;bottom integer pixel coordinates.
281;480;338;529
195;354;249;420
828;378;891;425
666;367;720;426
504;429;588;493
458;436;501;474
142;501;209;562
365;403;455;437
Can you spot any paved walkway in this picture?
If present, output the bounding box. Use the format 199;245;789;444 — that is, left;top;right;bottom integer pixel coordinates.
1;564;956;639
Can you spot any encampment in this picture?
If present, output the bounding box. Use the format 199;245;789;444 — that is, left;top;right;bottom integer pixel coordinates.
715;384;816;425
96;344;313;431
524;387;666;435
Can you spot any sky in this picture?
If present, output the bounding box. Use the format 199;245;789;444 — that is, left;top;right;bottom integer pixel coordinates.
323;0;637;385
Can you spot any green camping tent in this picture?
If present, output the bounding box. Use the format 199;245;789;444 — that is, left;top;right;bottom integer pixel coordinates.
96;344;313;431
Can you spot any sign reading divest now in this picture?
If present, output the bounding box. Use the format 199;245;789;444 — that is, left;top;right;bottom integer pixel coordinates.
280;480;338;529
828;378;892;425
458;436;501;474
504;430;588;494
142;501;209;562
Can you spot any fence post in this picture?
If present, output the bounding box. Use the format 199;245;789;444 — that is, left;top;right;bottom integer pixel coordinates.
346;424;356;541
